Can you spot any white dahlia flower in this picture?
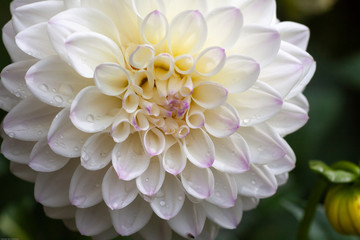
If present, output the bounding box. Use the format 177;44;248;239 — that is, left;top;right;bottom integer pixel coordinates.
0;0;315;239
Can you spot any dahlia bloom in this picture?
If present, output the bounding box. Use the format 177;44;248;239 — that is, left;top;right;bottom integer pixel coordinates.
0;0;315;239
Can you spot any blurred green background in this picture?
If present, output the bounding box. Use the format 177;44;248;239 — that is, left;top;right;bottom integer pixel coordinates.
0;0;359;239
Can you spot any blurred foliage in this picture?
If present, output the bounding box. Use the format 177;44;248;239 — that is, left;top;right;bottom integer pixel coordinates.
0;0;360;239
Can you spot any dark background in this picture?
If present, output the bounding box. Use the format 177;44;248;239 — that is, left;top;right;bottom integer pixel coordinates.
0;0;359;239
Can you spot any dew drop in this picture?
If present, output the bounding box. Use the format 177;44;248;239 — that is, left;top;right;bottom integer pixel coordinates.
15;92;21;98
86;114;95;123
59;134;64;139
74;146;79;151
145;177;149;182
54;95;63;104
51;88;57;93
72;196;86;206
12;149;20;156
215;191;221;197
37;130;43;135
251;179;257;185
159;200;166;207
8;132;15;138
82;152;90;162
100;152;107;157
257;145;263;152
178;196;183;201
243;118;250;124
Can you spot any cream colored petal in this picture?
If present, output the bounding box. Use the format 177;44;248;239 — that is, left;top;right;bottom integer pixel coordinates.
136;157;165;196
70;86;121;133
129;44;155;69
132;0;166;19
131;109;150;131
102;166;138;210
162;139;186;175
240;0;276;26
174;55;195;75
143;128;165;156
81;132;115;170
192;81;228;109
194;47;226;76
141;10;169;46
168;10;207;56
207;170;237;208
164;0;207;21
111;109;131;143
94;63;130;96
149;53;174;81
123;88;139;113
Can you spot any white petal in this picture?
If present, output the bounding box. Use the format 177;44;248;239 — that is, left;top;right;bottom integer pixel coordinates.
266;141;296;175
259;48;304;98
185;104;205;129
129;44;155;69
12;1;64;32
206;6;243;49
211;55;260;93
75;203;112;236
1;135;34;164
268;101;309;136
141;10;169;46
164;0;207;21
234;164;277;198
111;109;131;143
228;81;283;126
194;47;226;76
238;124;287;164
26;55;90;108
276;21;309;50
211;133;250;174
136;157;165;196
183;129;215;168
2;21;32;62
1;59;37;99
102;166;138;210
168;199;206;238
48;7;121;61
180;163;214;199
70;86;121;133
162;139;186;175
149;53;175;80
92;228;118;240
16;22;57;59
196;220;220;240
0;81;20;111
34;160;78;207
204;103;239;138
111;196;153;236
192;81;228;109
231;25;280;66
139;215;172;240
10;162;37;182
174;55;195;75
81;132;115;171
207;170;237;208
112;133;150;181
240;0;276;26
29;138;70;172
275;172;289;186
3;97;59;141
65;32;124;78
43;205;76;219
123;88;140;113
69;165;107;208
143;128;165;156
131;109;150;131
48;108;92;158
241;196;259;211
63;218;77;231
132;0;166;19
168;10;207;56
202;198;243;229
150;174;185;220
94;63;130;96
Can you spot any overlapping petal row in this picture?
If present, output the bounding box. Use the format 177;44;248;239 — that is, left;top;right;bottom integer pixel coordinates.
0;0;315;239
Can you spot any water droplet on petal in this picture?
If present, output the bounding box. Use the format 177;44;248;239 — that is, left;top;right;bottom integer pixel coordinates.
145;177;149;182
8;132;15;138
86;114;95;123
160;200;166;207
215;191;221;197
72;196;86;206
177;196;183;201
251;179;257;185
243;118;250;124
54;95;63;104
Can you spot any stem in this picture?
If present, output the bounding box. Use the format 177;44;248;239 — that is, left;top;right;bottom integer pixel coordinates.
296;177;328;240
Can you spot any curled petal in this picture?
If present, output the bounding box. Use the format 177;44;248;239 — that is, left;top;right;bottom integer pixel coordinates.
136;157;165;196
102;166;138;210
123;88;139;113
70;86;121;133
185;104;205;129
26;56;90;108
3;97;59;141
174;55;195;75
149;53;174;80
234;164;277;198
111;196;153;236
168;199;206;238
16;22;56;59
48;108;92;158
34;160;78;207
111;109;131;143
1;59;36;99
69;165;107;208
192;82;228;109
143;128;165;156
75;203;112;236
194;47;226;76
211;133;250;174
81;132;115;171
112;133;150;181
65;32;124;78
202;198;243;229
211;55;260;94
129;44;155;69
94;63;130;96
206;6;243;49
204;103;240;138
162;139;186;175
131;109;150;131
150;174;185;220
168;10;207;56
29;138;70;172
180;163;214;199
183;128;215;168
228;81;283;126
231;25;280;66
207;170;237;208
1;135;34;164
141;10;169;46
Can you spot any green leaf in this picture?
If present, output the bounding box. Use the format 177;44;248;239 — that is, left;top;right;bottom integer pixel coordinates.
309;160;358;183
